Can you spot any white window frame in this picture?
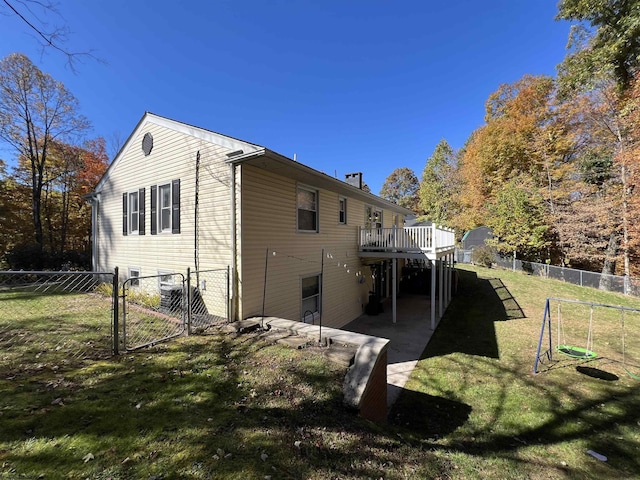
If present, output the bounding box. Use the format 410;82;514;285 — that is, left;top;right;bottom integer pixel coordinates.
301;273;321;323
128;267;141;287
338;196;347;225
158;269;174;289
158;182;172;233
365;205;383;229
297;185;319;233
128;191;140;234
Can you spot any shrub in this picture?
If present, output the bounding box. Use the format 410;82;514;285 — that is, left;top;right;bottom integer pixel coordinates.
472;245;496;268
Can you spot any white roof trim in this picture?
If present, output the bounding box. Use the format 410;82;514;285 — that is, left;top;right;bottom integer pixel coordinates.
94;112;264;193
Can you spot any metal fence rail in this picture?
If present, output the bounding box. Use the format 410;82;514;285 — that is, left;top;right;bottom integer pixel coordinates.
0;270;117;377
456;248;638;296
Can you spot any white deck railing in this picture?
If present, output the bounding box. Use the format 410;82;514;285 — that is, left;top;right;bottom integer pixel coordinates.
358;225;455;256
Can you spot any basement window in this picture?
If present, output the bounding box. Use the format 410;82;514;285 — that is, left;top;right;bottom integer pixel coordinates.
301;274;321;322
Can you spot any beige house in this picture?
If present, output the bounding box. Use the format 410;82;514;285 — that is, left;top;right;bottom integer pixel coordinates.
89;113;455;329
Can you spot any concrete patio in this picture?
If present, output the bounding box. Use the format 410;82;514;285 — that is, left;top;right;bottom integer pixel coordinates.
341;293;439;409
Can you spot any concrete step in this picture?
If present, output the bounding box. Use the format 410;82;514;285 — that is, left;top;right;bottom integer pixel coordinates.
221;319;262;334
276;335;311;349
258;330;298;344
324;344;357;368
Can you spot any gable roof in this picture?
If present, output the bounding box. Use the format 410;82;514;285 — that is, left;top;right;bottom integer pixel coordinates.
93;112;264;193
93;112;413;215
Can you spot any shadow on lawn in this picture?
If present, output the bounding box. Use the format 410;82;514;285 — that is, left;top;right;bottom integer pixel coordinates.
424;268;525;360
1;331;457;480
389;267;640;478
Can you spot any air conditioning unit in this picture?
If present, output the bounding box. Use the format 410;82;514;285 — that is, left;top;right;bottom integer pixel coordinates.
160;285;183;314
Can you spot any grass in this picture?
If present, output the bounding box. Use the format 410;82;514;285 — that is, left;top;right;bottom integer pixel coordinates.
393;264;640;479
1;265;639;479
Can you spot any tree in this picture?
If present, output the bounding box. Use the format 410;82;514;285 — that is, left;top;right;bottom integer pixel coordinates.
0;160;31;264
553;85;624;273
3;137;107;267
0;52;90;256
379;167;420;211
1;0;97;71
557;0;640;95
420;139;458;225
456;75;563;230
557;1;640;282
486;177;551;261
618;73;640;276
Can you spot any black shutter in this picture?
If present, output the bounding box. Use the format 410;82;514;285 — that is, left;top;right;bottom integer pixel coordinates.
172;179;180;234
122;193;128;236
139;188;145;235
150;185;157;235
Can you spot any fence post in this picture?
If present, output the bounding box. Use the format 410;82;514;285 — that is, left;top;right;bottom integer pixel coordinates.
186;267;192;335
112;266;119;355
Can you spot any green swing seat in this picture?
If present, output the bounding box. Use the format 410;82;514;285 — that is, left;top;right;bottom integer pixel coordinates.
557;344;597;359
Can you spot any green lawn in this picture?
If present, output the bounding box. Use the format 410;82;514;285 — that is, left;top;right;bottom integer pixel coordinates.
1;266;639;479
393;264;640;479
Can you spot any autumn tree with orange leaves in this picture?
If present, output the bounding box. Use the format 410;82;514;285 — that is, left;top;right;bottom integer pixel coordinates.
0;53;107;268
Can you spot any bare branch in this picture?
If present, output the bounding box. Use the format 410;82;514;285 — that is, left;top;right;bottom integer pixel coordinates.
2;0;101;73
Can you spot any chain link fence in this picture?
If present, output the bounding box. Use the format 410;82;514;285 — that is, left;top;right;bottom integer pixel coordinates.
121;272;186;351
0;271;117;378
456;248;638;296
120;268;231;350
0;265;232;362
187;267;230;333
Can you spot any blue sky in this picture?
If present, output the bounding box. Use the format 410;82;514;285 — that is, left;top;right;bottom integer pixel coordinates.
0;1;572;194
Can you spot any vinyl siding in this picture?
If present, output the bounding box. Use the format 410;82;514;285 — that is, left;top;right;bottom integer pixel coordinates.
96;120;233;293
238;165;398;329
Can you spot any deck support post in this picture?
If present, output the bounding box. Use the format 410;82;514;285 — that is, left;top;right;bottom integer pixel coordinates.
430;258;436;329
445;253;451;308
392;257;397;323
438;257;444;319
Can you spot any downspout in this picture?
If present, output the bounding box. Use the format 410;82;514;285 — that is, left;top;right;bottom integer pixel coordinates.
83;192;100;271
194;151;200;279
230;162;237;321
226;148;268;322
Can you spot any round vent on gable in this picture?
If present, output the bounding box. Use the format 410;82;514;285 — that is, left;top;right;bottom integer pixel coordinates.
142;132;153;156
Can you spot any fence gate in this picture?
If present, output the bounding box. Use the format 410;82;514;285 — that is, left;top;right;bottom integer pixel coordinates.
187;267;230;333
122;273;186;350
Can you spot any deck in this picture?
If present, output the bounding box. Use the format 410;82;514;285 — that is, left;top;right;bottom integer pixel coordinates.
358;225;455;260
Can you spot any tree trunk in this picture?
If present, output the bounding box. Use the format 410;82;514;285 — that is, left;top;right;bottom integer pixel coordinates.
31;163;44;253
621;164;631;278
599;232;618;290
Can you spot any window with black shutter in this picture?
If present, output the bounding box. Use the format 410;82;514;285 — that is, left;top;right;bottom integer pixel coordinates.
150;180;180;234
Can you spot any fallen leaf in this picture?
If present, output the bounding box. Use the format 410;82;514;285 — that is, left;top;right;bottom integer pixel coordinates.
82;453;94;463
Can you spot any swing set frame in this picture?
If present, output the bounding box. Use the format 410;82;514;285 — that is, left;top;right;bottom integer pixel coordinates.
533;297;640;378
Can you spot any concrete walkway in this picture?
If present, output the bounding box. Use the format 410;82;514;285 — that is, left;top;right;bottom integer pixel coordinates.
341;294;438;409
